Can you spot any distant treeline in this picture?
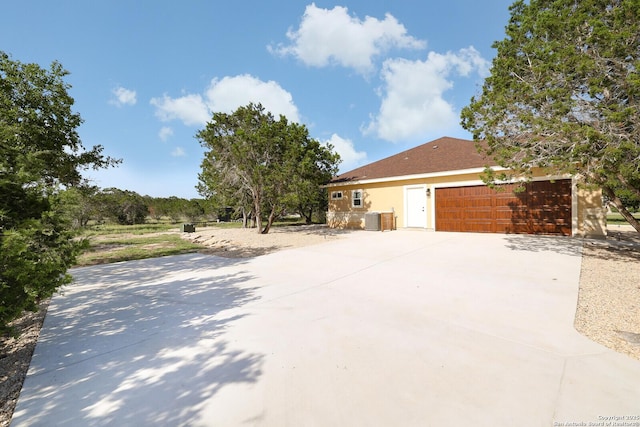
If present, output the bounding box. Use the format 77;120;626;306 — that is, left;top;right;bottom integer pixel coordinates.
58;186;226;227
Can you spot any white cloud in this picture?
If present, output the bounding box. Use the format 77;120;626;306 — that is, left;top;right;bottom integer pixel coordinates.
323;133;367;172
269;4;425;75
205;75;300;122
171;146;186;157
150;74;300;127
364;47;489;143
158;126;174;142
109;86;137;107
150;94;210;126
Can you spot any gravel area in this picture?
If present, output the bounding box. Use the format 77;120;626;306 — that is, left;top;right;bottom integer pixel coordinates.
0;300;49;427
180;224;354;257
575;225;640;361
1;224;639;425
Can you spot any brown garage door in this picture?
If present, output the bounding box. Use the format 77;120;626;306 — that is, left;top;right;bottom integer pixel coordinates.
435;180;572;235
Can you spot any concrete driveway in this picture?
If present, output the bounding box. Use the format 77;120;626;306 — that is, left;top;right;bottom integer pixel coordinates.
12;231;640;426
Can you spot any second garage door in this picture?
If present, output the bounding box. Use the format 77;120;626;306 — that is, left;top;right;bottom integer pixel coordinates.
435;180;572;235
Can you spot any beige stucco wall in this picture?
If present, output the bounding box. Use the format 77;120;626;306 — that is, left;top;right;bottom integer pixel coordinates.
575;184;605;237
327;172;484;230
327;169;607;237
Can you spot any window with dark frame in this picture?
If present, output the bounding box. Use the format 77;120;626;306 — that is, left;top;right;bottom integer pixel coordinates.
352;190;363;208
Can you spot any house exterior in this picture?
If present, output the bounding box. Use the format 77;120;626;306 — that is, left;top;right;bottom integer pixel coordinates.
326;136;606;237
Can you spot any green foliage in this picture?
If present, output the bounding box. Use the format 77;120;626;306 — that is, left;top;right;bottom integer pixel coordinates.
56;185;100;228
0;52;119;330
0;215;80;326
93;188;148;225
145;196;212;224
182;199;205;223
53;188;215;228
461;0;640;231
197;103;340;233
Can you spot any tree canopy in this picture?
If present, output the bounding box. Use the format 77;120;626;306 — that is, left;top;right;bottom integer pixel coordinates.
0;52;119;329
197;103;340;233
461;0;640;231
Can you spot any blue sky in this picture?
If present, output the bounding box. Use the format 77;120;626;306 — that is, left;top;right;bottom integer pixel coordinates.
3;1;514;199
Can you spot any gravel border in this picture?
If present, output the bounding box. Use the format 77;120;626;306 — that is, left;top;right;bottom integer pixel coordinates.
0;300;49;427
575;226;640;361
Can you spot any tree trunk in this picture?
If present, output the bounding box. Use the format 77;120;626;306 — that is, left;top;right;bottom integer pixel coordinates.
241;208;248;229
306;207;313;224
261;208;277;234
603;186;640;233
252;191;263;233
298;205;313;224
254;212;262;234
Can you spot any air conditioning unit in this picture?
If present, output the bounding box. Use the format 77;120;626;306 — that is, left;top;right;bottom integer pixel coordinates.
364;212;381;231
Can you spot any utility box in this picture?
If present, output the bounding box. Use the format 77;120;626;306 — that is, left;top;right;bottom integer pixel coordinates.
364;212;381;231
380;212;395;231
181;223;196;233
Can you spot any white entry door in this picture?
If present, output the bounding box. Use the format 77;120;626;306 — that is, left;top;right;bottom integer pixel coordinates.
406;186;427;228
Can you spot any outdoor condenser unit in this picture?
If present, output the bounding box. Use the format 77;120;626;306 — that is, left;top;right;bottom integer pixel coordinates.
364;212;381;231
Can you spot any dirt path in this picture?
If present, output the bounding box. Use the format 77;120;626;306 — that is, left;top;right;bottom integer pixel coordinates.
181;224;355;257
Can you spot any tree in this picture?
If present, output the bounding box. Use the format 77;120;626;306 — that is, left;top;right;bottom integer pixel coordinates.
0;52;119;329
460;0;640;232
94;188;148;225
145;195;164;222
183;199;205;223
57;184;100;228
197;103;340;233
290;138;340;224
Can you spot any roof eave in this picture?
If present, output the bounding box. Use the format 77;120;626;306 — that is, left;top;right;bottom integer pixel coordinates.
323;166;509;188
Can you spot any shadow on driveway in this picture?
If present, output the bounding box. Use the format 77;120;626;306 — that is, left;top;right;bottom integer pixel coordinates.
13;254;263;426
503;231;640;262
502;234;583;257
13;232;640;426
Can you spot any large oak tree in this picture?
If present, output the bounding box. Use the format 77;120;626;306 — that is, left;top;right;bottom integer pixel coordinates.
461;0;640;231
197;103;340;233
